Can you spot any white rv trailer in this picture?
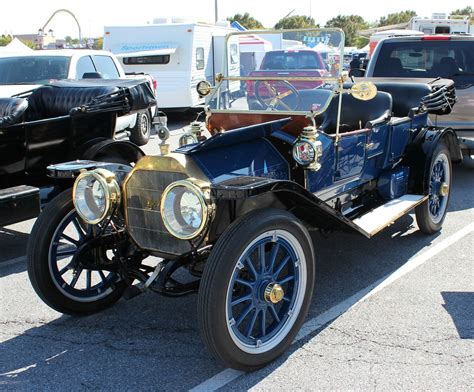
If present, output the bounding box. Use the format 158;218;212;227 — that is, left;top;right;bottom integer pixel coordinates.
409;14;471;35
103;19;240;110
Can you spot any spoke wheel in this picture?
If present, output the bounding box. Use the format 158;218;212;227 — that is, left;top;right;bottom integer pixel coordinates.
415;142;452;234
27;189;126;315
197;209;314;371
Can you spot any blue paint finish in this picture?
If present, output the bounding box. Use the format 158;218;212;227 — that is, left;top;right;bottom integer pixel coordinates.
305;133;335;193
336;132;367;180
190;138;290;184
367;124;389;158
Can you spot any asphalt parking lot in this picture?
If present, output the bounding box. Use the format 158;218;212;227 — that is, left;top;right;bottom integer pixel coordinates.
0;118;473;391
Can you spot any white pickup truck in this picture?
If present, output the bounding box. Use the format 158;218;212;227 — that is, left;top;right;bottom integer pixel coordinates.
0;49;158;145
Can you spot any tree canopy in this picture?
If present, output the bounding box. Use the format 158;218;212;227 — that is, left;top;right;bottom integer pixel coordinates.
0;34;12;46
450;6;473;21
325;15;368;46
377;10;417;27
274;15;318;30
227;13;264;29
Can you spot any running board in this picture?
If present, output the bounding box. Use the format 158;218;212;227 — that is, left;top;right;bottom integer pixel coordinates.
352;194;428;237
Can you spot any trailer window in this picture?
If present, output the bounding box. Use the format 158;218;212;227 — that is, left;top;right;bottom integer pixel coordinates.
230;44;238;64
123;55;170;65
196;47;204;70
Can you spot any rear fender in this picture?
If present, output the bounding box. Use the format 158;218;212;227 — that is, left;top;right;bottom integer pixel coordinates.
404;127;461;194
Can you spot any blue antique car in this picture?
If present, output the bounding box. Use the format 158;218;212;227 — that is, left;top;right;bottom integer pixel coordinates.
27;29;461;371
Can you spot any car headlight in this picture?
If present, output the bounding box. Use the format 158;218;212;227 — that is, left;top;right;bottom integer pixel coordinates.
161;180;211;240
73;169;121;224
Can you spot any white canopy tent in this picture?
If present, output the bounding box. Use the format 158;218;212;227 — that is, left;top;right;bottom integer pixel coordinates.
0;38;34;54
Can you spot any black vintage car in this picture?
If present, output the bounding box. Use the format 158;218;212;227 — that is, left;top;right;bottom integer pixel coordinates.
0;79;158;226
26;29;461;371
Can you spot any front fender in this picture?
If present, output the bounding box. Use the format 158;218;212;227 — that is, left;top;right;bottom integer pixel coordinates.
209;176;368;239
81;139;145;164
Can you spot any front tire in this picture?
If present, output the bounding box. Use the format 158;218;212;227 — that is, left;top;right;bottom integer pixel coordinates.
129;111;151;146
27;189;126;315
197;209;315;371
415;142;452;234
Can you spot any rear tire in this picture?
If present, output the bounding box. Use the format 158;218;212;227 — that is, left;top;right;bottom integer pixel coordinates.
130;111;150;146
415;142;452;234
197;209;315;371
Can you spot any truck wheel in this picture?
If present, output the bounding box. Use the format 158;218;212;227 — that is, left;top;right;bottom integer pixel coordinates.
197;209;315;371
27;189;126;315
130;111;150;146
415;142;452;234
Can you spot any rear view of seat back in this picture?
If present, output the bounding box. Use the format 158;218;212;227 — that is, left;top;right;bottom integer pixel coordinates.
320;91;392;134
0;98;28;126
26;85;119;121
373;82;432;118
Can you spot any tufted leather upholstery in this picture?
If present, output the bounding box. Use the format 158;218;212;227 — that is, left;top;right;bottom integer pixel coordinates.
372;82;431;117
26;85;119;120
0;97;28;126
320;91;392;134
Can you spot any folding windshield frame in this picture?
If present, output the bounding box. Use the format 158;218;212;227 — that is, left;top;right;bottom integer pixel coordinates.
207;27;345;119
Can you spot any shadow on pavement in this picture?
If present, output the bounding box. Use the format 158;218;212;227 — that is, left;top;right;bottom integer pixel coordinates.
441;291;474;339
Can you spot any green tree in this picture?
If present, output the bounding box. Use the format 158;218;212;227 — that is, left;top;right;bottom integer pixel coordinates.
93;37;103;50
19;39;36;49
227;13;264;29
378;10;417;27
450;6;473;21
325;15;368;46
0;34;12;46
274;15;318;30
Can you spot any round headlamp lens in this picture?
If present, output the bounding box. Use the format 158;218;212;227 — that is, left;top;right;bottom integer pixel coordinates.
161;182;208;239
293;141;316;165
73;169;120;225
74;174;107;223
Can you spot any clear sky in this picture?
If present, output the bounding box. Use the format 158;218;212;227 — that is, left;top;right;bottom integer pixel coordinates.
1;0;471;38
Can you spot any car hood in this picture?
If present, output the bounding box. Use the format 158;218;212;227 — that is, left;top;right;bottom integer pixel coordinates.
0;84;40;97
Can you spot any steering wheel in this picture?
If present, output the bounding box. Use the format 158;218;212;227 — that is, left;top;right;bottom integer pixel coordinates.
254;80;301;111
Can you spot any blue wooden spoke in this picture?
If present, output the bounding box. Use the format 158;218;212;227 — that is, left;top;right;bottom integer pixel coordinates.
273;254;291;278
260;307;267;337
269;304;281;323
231;294;253;307
86;270;92;290
245;308;259;337
235;277;254;288
98;270;107;283
268;242;280;273
236;304;255;326
258;243;266;273
278;275;295;285
244;256;258;279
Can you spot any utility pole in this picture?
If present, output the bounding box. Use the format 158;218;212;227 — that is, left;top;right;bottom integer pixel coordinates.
215;0;218;23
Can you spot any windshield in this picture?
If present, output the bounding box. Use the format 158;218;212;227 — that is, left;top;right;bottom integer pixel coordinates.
206;28;344;117
0;56;70;85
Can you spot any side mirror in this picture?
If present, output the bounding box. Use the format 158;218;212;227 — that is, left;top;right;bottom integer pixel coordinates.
348;68;366;78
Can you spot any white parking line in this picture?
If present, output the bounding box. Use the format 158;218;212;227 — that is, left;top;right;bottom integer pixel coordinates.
189;222;474;392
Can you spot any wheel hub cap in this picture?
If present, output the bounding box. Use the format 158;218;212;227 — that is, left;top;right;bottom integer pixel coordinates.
264;282;284;304
439;182;449;197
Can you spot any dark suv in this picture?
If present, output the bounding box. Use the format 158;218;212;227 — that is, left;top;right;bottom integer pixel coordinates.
364;35;474;156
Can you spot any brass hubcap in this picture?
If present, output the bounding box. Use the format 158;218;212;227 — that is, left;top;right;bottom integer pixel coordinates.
439;182;449;197
264;283;284;304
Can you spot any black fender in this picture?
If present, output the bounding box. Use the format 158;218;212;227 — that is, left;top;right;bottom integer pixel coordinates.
81;139;145;163
209;177;368;239
403;126;461;194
